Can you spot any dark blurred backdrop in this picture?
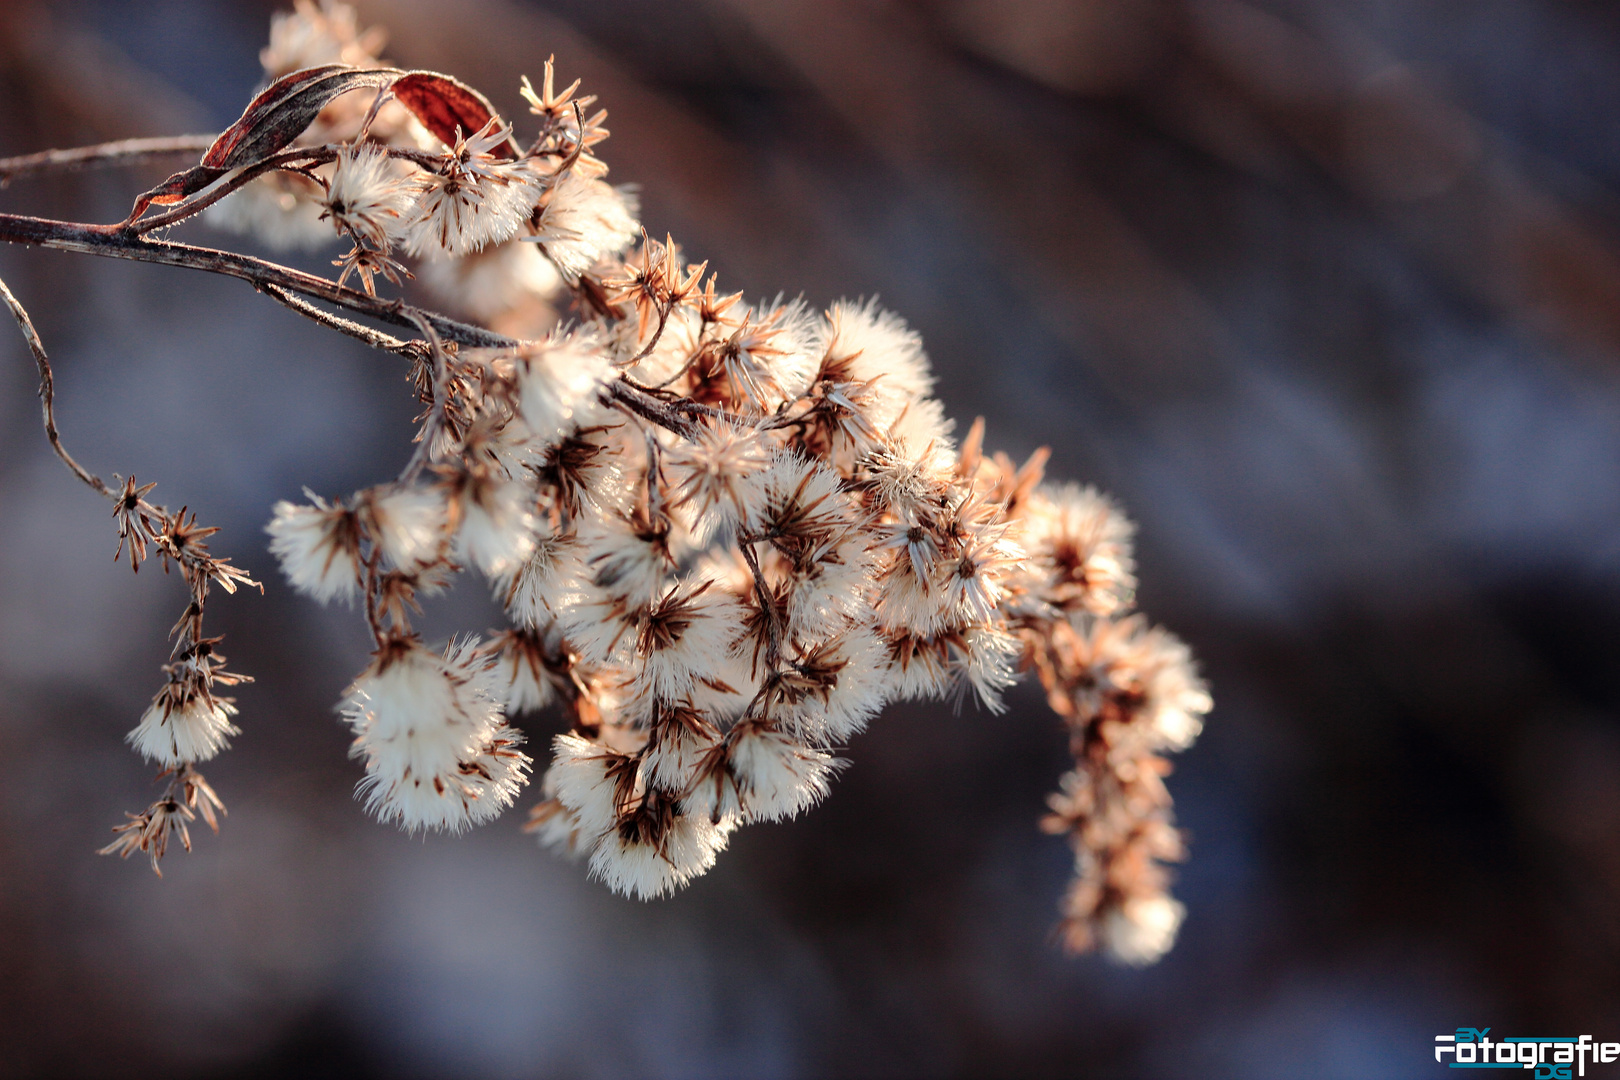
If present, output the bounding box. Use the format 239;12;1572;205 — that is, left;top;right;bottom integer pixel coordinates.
3;1;1620;1077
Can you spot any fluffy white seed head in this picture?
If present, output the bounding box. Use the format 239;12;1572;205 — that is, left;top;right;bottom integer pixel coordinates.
1102;895;1185;966
364;485;449;573
1021;483;1138;616
1061;615;1210;751
549;732;633;841
449;726;533;827
685;721;839;825
770;623;889;743
747;453;853;541
665;420;773;538
525;173;639;280
527;797;585;856
1136;626;1211;751
956;625;1022;714
885;395;954;457
942;532;1024;627
633;579;745;703
484;628;558;714
266;494;362;605
343;638;528;833
127;690;239;767
261;0;380;75
785;538;876;643
415;240;564;327
322;142;412;249
404;123;543;259
492;527;585;627
204;173;331;251
818;299;934;402
742;298;820;407
642;708;721;795
450;472;538;578
513;332;616;447
586;799;731;900
874;547;951;636
883;631;954;703
576;508;675;608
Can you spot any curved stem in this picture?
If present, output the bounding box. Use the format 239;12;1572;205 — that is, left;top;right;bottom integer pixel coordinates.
397;308;448;484
0;273;113;498
0;135;217;187
127;145;339;236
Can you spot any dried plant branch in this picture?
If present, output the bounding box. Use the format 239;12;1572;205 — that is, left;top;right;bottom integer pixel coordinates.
0;135;217;187
605;380;703;440
0;211;515;348
0;3;1209;959
120;143;440;236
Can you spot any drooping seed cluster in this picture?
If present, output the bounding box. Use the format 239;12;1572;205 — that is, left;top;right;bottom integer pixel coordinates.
78;0;1212;962
97;478;256;875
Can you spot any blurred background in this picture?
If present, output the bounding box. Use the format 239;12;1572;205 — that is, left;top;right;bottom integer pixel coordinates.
3;0;1620;1076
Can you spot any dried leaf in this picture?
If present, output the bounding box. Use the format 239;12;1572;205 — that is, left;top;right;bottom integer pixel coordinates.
203;65;401;172
124;64;399;224
391;71;520;159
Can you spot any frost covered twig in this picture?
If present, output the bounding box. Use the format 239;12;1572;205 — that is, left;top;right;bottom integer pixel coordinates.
0;1;1209;963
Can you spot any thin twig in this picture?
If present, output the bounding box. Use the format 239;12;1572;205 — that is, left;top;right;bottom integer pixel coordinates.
362;553;386;647
606;379;703;440
398;308;449;484
258;283;419;356
738;539;782;668
624;298;674;366
0;135;216;187
0;211;516;349
0;273;113;498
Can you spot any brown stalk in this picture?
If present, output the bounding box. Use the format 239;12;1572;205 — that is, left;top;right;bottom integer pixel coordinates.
0;210;514;348
0;273;113;499
0;135;217;187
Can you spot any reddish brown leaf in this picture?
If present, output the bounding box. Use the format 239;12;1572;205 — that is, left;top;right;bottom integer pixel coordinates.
123;64;399;225
204;65;400;171
391;72;521;159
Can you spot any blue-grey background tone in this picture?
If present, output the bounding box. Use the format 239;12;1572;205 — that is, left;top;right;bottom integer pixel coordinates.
3;1;1619;1077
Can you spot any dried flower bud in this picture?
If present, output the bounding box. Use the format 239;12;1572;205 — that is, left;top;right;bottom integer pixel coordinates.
587;790;731;899
363;485;450;574
442;465;538;578
685;717;840;825
1020;483;1138;616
